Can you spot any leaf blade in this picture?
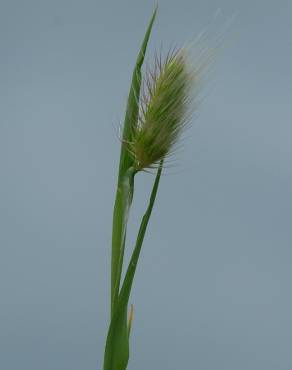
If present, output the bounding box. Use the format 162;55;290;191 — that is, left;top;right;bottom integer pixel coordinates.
111;5;157;319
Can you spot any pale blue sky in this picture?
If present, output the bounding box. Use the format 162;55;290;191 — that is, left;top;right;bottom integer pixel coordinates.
1;1;292;369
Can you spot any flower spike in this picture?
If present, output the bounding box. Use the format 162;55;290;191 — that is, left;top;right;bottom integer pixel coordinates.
129;48;195;170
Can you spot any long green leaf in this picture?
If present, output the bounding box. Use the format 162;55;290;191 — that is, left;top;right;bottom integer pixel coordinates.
111;6;157;318
118;5;158;180
104;162;163;370
119;163;163;309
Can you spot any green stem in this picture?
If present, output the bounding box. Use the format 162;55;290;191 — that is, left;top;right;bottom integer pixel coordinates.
111;167;135;318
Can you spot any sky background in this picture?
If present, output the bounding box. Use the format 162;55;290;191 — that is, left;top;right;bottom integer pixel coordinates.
1;1;292;369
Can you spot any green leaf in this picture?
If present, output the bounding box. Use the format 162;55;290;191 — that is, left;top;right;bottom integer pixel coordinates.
111;5;157;319
104;162;163;370
118;162;163;313
118;5;158;180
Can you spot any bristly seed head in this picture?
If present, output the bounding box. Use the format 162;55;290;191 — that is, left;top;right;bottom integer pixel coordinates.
128;48;196;170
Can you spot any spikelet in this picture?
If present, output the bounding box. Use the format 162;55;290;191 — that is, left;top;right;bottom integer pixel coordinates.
129;48;196;170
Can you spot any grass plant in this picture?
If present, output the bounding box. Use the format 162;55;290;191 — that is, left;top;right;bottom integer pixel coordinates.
103;6;203;370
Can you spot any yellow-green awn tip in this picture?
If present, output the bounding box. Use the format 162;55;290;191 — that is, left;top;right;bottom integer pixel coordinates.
128;48;196;171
